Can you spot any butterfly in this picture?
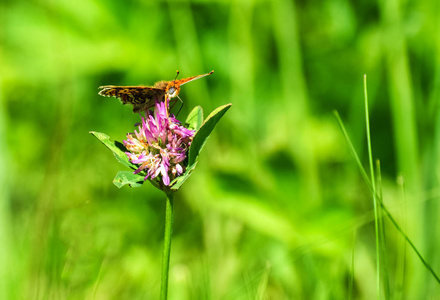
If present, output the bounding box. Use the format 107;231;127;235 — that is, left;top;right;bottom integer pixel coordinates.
98;70;214;113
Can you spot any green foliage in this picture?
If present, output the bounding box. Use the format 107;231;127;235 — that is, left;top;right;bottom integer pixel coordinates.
113;171;144;188
89;131;136;170
185;105;204;131
2;0;440;299
188;103;232;166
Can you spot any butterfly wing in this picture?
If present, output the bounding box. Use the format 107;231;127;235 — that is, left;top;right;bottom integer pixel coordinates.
98;71;214;112
98;86;166;113
174;70;214;87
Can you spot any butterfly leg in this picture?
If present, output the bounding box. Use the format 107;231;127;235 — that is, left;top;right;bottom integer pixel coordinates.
170;97;183;117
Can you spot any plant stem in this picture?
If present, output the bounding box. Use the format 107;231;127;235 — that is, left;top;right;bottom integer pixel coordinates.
363;75;381;298
160;192;175;300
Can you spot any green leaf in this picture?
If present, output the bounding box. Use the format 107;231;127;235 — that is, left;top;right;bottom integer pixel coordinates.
113;171;145;188
170;162;198;191
188;103;232;166
90;131;135;169
185;106;204;131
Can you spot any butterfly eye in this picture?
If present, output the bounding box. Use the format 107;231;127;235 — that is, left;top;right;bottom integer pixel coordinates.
168;87;176;95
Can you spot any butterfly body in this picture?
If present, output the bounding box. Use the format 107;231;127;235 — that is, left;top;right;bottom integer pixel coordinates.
99;70;213;113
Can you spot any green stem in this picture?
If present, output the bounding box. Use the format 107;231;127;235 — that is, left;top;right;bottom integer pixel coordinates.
160;192;175;300
363;75;381;298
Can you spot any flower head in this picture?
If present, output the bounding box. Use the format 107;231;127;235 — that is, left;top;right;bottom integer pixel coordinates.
123;99;195;186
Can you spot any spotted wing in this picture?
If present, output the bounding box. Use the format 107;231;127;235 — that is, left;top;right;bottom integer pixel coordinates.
98;86;166;113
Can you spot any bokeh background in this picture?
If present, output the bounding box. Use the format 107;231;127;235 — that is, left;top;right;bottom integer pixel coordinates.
1;0;440;298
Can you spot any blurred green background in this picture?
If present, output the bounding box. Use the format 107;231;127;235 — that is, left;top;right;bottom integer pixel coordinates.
1;0;440;298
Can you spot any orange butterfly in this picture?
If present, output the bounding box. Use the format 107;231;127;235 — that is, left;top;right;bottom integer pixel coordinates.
98;70;214;113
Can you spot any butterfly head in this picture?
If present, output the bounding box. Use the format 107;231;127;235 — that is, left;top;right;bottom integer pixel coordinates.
165;70;214;99
166;82;181;98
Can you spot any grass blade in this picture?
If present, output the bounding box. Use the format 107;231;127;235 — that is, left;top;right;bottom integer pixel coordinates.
334;111;440;285
363;75;381;298
376;160;390;299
